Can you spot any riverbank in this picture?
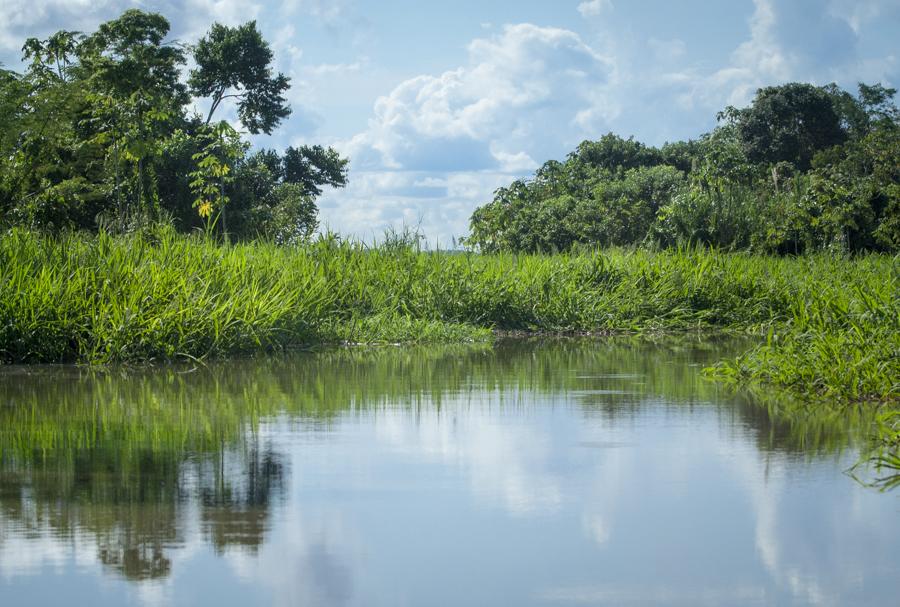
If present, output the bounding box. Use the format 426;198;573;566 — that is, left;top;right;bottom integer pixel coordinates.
1;228;896;444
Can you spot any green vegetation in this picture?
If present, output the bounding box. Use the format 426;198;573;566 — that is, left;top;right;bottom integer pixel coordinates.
0;10;347;240
5;227;895;468
467;82;899;255
1;228;895;416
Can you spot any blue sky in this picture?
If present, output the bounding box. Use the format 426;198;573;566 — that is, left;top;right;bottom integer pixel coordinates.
3;0;899;243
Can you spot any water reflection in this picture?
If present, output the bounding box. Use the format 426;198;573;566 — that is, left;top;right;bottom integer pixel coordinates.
0;337;896;606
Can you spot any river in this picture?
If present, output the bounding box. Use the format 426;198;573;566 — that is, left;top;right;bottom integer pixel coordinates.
1;337;897;606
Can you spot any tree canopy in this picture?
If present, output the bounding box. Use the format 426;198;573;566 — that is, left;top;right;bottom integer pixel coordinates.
467;82;899;254
189;21;291;134
725;82;846;171
0;9;348;241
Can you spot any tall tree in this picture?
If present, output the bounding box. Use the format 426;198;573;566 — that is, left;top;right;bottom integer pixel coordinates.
22;30;80;84
78;10;187;220
78;10;186;105
189;21;291;134
729;83;846;171
823;82;899;139
0;32;106;230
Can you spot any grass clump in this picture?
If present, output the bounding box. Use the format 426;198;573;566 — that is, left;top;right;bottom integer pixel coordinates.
709;255;899;403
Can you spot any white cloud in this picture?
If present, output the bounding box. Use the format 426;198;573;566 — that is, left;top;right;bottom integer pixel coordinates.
303;60;366;76
317;169;511;245
344;24;614;172
577;0;613;18
624;0;897;133
830;0;883;34
324;23;616;242
281;0;348;27
0;0;262;63
279;0;371;49
693;0;893;108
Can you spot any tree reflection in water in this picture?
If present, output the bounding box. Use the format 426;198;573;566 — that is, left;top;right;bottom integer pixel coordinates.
0;337;880;582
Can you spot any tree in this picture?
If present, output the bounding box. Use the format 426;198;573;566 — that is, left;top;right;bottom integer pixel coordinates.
78;10;186;105
0;8;348;240
571;133;661;174
22;30;80;84
0;32;107;230
281;145;348;196
730;83;846;171
256;183;319;244
78;10;187;221
824;82;899;140
189;21;290;134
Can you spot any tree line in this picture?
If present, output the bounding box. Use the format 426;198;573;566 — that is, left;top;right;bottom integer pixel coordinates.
467;82;899;254
0;9;348;242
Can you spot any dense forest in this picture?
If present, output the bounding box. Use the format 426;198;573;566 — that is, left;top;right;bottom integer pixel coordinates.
0;9;348;242
467;82;899;254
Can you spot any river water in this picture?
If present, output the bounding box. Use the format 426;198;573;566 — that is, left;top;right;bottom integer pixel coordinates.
1;338;897;606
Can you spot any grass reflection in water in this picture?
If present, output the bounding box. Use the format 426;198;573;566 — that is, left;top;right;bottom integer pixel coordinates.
0;337;882;582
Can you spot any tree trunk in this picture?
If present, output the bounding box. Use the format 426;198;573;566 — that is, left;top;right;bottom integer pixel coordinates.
114;139;122;230
220;175;228;242
205;87;226;125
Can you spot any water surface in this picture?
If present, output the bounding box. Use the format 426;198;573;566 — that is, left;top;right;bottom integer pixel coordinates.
1;338;897;606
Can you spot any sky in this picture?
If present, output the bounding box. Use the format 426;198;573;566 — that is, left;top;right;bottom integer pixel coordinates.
2;0;899;243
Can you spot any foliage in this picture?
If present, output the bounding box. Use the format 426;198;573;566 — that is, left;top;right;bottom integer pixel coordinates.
0;9;347;242
573;133;662;172
467;82;899;255
282;145;349;196
189;121;245;233
188;20;291;133
254;183;320;244
726;82;846;170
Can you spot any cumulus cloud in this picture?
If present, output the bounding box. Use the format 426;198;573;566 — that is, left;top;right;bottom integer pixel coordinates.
322;23;616;242
692;0;896;108
1;0;121;58
343;24;615;174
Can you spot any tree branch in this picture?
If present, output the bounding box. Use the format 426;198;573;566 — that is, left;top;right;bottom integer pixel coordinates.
205;86;228;124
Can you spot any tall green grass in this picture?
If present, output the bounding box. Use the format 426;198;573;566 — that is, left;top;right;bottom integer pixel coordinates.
0;227;895;357
709;254;899;401
2;227;897;472
1;228;896;405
